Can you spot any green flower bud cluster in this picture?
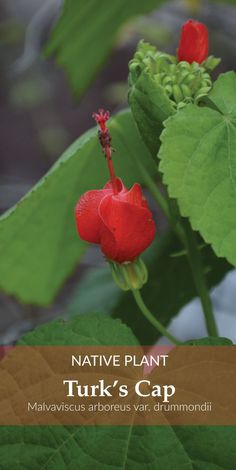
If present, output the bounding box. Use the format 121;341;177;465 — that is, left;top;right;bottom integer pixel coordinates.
129;41;175;83
155;60;212;108
129;41;219;109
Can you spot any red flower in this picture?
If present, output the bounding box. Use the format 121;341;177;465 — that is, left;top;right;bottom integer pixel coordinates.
75;178;156;263
75;109;156;263
177;19;209;64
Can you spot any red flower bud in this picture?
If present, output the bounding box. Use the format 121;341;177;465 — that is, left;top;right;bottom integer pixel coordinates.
75;178;156;263
177;19;209;64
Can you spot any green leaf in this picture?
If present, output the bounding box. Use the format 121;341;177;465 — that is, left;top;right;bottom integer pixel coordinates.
0;426;188;469
1;314;235;469
0;111;156;306
18;312;138;346
172;426;236;470
67;267;121;316
159;72;236;267
206;71;236;115
67;231;231;344
1;424;236;469
129;71;175;156
45;0;165;98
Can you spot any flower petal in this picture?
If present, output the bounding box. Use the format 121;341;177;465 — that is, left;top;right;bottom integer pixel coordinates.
117;183;148;208
99;195;156;263
104;177;127;193
178;20;208;64
75;188;112;243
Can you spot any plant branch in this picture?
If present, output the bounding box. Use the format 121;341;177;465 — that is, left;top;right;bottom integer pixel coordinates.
132;289;181;345
183;219;218;337
137;163;185;243
139;164;218;337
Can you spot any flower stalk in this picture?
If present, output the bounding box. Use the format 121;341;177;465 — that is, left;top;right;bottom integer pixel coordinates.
132;289;181;345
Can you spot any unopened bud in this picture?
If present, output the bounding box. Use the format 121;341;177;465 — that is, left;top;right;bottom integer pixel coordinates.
195;86;211;97
185;73;197;84
163;76;172;86
173;85;183;103
181;84;192;98
155;74;163;86
164;84;172;96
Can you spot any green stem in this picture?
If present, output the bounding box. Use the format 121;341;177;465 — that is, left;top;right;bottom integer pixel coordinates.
183;220;218;337
138;164;185;243
139;163;218;337
137;163;169;217
132;289;181;345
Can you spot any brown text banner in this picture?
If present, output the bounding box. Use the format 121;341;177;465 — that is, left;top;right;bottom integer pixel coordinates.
0;345;235;425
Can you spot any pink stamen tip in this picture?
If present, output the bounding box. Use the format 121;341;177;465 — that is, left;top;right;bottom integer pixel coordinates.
92;109;110;125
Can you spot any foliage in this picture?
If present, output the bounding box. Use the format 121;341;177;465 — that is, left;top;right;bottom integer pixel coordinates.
159;72;236;267
0;315;233;469
45;0;166;98
67;231;231;343
0;111;156;305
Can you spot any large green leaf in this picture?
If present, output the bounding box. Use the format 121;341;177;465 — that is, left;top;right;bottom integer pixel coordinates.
45;0;165;98
159;72;236;267
1;423;236;470
0;111;156;306
18;312;138;346
67;231;231;344
67;267;122;316
0;425;192;470
0;316;235;469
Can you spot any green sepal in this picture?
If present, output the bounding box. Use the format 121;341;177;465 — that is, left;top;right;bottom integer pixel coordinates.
109;257;148;291
203;55;221;72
